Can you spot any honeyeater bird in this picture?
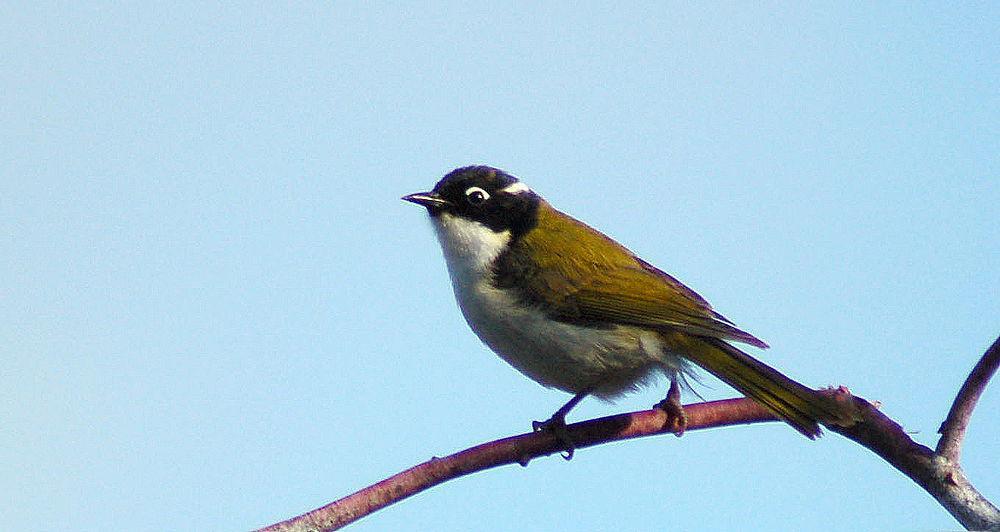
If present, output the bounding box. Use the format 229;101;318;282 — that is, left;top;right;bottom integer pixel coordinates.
403;165;840;446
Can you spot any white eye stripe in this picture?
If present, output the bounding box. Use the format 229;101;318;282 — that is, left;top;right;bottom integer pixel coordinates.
501;182;531;194
465;186;489;204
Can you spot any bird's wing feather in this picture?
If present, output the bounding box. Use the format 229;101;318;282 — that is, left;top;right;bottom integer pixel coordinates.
497;203;768;349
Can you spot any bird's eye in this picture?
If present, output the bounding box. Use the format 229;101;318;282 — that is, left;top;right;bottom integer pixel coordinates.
465;186;490;206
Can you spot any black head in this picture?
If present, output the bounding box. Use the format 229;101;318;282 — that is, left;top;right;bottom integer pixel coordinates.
403;166;540;237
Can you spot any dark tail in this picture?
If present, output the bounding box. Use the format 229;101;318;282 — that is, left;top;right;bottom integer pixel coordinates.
664;332;841;438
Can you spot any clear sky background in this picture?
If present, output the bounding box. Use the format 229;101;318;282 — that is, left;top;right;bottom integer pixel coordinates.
3;3;997;531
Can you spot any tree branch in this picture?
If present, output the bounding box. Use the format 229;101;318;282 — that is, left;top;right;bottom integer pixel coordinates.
828;389;999;530
937;336;1000;462
258;399;778;532
257;338;1000;532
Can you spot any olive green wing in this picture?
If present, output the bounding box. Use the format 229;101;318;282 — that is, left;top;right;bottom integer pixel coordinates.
504;204;768;348
567;261;768;348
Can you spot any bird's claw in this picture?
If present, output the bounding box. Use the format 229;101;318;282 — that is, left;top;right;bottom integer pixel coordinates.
655;380;688;437
654;398;688;437
533;416;576;460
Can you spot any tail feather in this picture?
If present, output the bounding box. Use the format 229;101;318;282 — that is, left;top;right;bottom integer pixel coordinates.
664;332;839;439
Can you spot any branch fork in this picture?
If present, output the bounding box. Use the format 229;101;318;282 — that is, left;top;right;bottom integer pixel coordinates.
259;336;1000;532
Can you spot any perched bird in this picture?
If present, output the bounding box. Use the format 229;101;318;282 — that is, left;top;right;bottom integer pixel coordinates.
404;165;839;447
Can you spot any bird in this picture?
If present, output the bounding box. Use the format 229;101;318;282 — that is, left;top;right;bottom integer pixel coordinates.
403;165;841;451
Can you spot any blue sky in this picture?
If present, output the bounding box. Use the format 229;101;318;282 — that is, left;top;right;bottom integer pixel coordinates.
2;3;997;531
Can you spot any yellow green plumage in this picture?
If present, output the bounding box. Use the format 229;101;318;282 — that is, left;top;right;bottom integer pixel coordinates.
407;165;846;439
499;201;840;438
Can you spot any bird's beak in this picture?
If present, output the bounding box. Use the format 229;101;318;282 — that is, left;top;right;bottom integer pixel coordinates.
402;191;451;209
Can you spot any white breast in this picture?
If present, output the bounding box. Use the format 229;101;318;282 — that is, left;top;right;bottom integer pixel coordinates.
429;213;678;398
430;212;511;281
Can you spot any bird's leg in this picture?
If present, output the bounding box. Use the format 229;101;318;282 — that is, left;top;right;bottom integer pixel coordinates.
533;391;589;460
654;378;688;437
